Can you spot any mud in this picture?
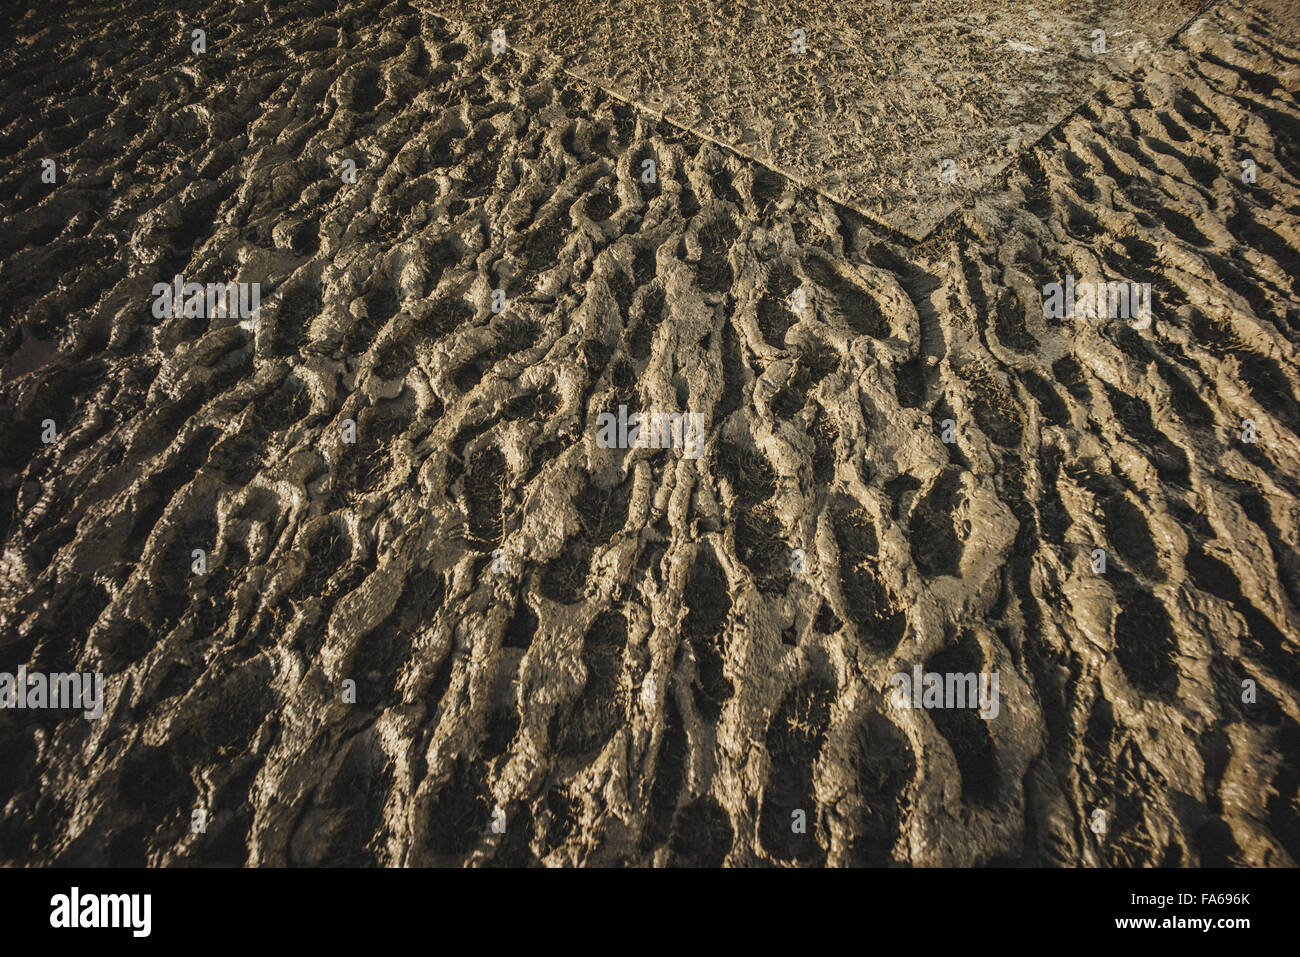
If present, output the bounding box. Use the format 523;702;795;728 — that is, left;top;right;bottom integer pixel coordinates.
427;0;1205;238
0;0;1298;866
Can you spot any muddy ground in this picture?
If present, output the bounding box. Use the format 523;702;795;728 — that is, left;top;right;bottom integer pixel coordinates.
430;0;1206;237
0;0;1298;866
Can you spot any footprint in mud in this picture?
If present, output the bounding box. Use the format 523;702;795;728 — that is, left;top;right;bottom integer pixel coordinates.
833;498;905;652
480;689;521;766
798;339;841;385
149;510;217;629
1103;384;1189;484
810;407;838;486
1061;201;1104;243
1237;351;1300;432
539;538;592;605
584;184;618;223
331;393;413;505
580;338;614;381
270;280;321;357
735;508;791;596
1266;721;1300;865
359;565;446;705
709;167;743;208
425;758;490;859
503;386;560;429
425;295;474;342
578;474;633;542
592;332;629;384
771;359;818;421
122;427;218;563
642;693;688;854
285;217;320;257
692;216;738;294
94;620;156;675
33;575;110;673
908;468;964;579
459;147;500;197
925;635;999;806
420;240;462;297
1035;446;1072;546
491;801;539;867
161;191;228;278
1052;355;1092;403
677;177;702;219
682;544;733;721
842;711;915;865
715;440;775;504
606;268;636;323
346;65;384;113
961;364;1023;448
993;288;1039;353
1186;542;1299;688
539;477;631;604
374;336;416;381
454;319;539;394
294;735;393;866
712;321;748;421
1081;696;1167;866
439;40;468;63
748;167;787;213
1110;569;1179;696
1188;306;1251;361
426;121;468;171
630;145;661;201
1103;314;1156;371
109;744;192;864
1231;486;1300;610
542;784;581;854
557;609;628;758
801;254;887;339
668;796;733;867
716;440;789;594
759;676;834;865
813;601;842;636
894;356;929;410
1018;367;1070;428
1098;488;1163;582
757;263;800;348
1155;361;1213;429
464;445;506;550
345;283;401;355
286;519;350;611
257;375;313;433
518;215;566;286
631;244;657;288
1227;210;1300;300
503;593;538;652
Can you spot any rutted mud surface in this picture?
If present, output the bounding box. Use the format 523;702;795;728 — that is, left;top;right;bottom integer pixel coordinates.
0;0;1298;866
